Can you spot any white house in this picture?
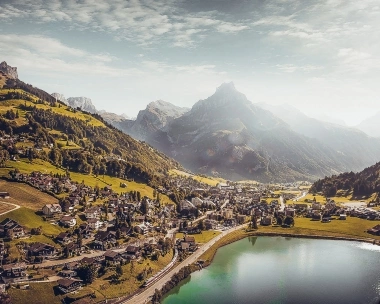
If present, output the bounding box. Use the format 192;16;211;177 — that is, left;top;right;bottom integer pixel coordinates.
60;216;76;228
85;207;101;219
42;204;62;216
87;218;101;230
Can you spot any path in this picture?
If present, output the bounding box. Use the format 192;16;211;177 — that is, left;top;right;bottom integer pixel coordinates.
0;200;20;216
123;223;246;304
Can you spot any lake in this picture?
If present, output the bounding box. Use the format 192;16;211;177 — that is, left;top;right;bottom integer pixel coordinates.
162;237;380;304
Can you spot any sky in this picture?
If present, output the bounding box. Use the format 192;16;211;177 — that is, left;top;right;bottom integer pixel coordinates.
0;0;379;125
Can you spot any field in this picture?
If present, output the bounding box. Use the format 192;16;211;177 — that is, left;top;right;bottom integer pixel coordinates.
0;202;17;215
298;193;376;204
176;230;222;244
0;207;64;236
169;169;225;187
8;282;64;304
0;180;58;210
0;159;173;205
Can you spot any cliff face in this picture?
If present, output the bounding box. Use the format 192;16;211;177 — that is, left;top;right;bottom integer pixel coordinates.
0;61;18;79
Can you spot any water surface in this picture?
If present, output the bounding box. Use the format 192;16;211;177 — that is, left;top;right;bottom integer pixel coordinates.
163;237;380;304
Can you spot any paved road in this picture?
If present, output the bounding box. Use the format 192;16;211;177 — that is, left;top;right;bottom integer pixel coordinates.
123;223;246;304
0;200;20;216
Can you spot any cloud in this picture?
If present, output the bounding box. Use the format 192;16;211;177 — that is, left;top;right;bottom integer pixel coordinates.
275;64;323;73
2;0;251;47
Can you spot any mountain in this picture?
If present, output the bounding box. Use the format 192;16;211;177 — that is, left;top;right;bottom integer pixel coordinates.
0;63;180;184
356;112;380;138
0;61;18;79
66;96;97;114
128;82;355;182
51;93;67;104
310;162;380;198
257;103;380;171
116;100;189;141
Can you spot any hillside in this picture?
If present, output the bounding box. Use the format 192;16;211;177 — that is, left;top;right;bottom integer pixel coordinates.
310;162;380;198
121;82;353;182
0;62;180;185
258;103;380;172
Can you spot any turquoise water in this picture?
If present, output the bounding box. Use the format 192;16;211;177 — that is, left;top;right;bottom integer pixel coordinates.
162;237;380;304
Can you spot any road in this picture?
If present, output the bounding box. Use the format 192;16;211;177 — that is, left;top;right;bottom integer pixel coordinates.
0;200;20;216
123;223;245;304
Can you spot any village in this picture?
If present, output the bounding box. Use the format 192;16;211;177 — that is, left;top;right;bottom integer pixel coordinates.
0;163;379;304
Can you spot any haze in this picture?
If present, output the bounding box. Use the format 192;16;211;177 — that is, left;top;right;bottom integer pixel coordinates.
0;0;379;126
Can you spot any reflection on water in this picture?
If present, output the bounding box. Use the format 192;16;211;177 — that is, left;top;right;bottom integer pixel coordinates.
163;237;380;304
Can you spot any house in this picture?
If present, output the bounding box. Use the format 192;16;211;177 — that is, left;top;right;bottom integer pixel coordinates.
55;232;71;244
260;216;272;226
64;242;82;257
92;231;116;250
60;215;77;228
85;206;101;219
1;262;27;283
368;224;380;236
27;242;56;258
57;278;82;294
184;236;195;246
87;218;101;230
0;218;26;239
104;250;123;264
42;204;62;216
285;208;295;217
124;245;141;260
134;222;152;235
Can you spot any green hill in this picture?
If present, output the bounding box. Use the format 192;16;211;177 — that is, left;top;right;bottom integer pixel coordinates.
0;71;180;188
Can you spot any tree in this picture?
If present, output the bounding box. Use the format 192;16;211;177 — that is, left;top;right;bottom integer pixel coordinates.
284;216;295;227
115;264;123;278
197;220;205;231
77;264;98;284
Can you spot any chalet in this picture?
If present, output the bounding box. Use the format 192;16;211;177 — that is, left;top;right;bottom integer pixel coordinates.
204;219;218;230
60;215;77;228
55;232;71;244
92;231;116;250
57;278;82;294
27;242;56;258
87;218;101;230
85;206;101;219
285;208;295;217
236;214;246;225
1;262;27;283
42;204;62;216
77;223;92;238
134;222;152;235
124;245;141;260
184;236;195;246
0;218;26;239
260;216;272;226
65;242;82;257
104;250;123;264
368;224;380;236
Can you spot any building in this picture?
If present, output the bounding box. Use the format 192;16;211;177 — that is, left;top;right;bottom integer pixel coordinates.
57;278;82;294
1;262;27;283
87;218;101;230
60;215;77;228
42;204;62;216
0;218;26;239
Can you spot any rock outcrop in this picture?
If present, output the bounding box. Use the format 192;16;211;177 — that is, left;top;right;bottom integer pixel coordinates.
0;61;18;79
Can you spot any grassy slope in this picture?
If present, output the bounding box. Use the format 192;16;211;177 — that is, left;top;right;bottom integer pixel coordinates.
0;207;64;236
169;169;225;187
0;158;173;205
0;180;58;210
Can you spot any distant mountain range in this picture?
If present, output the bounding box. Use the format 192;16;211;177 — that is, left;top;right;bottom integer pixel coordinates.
356;111;380;138
104;82;380;182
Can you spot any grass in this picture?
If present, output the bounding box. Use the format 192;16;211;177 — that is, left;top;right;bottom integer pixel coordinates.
90;251;174;299
8;282;64;304
0;207;64;235
0;158;174;205
0;202;17;214
176;230;222;244
298;193;376;205
0;180;58;210
169;169;224;187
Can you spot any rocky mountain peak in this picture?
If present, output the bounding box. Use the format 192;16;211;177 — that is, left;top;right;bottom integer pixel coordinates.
0;61;18;79
51;93;68;104
215;81;236;93
66;96;97;114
